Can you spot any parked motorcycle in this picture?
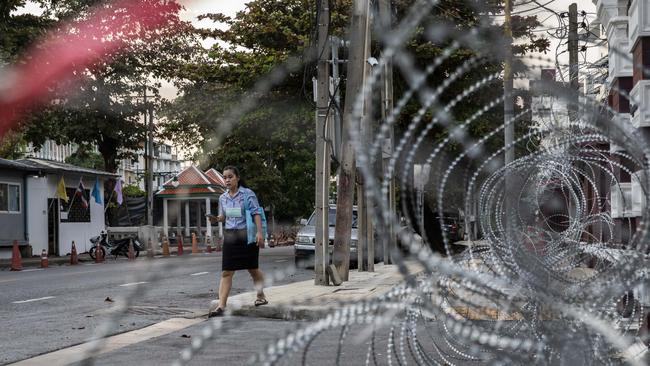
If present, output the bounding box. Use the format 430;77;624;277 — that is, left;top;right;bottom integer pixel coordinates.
89;231;142;259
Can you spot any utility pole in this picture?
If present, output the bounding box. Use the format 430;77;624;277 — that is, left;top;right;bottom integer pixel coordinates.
503;0;514;168
334;0;370;281
378;0;394;264
357;0;374;272
502;0;516;238
314;0;331;286
147;103;154;227
568;3;579;123
143;85;154;228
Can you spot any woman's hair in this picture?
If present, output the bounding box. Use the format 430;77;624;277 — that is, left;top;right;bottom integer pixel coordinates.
222;165;246;187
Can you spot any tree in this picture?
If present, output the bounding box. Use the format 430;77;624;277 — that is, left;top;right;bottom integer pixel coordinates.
0;1;56;159
162;0;352;221
64;147;104;170
11;0;200;172
163;0;548;224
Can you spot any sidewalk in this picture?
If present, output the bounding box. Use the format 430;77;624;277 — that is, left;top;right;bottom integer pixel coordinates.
9;261;426;366
226;261;426;320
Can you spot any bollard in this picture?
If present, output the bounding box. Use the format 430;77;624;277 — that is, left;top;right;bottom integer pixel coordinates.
10;240;22;271
95;241;104;263
162;236;170;256
215;236;223;252
191;232;199;254
40;249;48;268
205;236;213;253
147;238;154;258
177;234;184;256
128;238;135;261
70;241;78;265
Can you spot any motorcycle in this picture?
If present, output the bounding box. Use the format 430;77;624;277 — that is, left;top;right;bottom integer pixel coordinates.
89;231;143;259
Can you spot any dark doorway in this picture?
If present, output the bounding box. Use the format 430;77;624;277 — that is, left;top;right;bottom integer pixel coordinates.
47;198;59;256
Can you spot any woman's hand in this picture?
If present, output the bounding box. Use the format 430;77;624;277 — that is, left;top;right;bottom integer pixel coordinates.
256;232;264;248
207;214;225;223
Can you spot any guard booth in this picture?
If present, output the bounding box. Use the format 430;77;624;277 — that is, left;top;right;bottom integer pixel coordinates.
156;166;226;242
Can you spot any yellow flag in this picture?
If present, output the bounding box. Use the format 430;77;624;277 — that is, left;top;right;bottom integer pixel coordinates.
57;176;69;203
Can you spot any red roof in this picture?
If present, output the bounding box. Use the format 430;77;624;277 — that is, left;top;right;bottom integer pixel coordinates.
162;165;211;186
205;168;226;186
157;165;225;198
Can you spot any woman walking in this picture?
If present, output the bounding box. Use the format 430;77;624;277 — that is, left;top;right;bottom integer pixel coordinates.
208;166;268;317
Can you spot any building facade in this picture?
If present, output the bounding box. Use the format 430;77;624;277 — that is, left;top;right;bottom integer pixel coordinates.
0;158;116;259
117;142;183;191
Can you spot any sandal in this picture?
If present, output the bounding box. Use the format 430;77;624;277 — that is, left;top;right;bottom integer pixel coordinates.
254;298;268;307
208;307;224;318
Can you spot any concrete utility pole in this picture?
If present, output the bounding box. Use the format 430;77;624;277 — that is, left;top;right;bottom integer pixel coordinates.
503;0;514;168
147;104;154;227
378;0;395;264
357;0;374;272
143;85;154;227
568;3;579;123
334;0;370;281
314;0;331;286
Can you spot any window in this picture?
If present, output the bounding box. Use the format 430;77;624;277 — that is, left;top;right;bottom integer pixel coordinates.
308;208;358;228
61;187;91;222
0;183;21;213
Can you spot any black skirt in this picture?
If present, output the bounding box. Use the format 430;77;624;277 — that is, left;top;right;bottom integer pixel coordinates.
222;229;259;271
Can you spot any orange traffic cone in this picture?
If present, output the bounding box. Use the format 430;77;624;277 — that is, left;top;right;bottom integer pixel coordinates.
70;241;78;265
205;236;213;253
177;234;184;256
40;249;49;268
191;233;199;254
95;242;104;263
128;238;135;261
162;236;170;256
147;238;154;258
10;240;22;271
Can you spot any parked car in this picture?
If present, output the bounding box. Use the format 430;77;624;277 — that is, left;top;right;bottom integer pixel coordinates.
294;205;383;268
436;215;462;243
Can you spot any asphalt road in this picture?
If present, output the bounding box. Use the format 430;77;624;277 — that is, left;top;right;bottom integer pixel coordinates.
0;246;311;365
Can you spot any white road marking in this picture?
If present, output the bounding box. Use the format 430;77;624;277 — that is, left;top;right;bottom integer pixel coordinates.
12;296;55;304
119;281;148;287
275;259;289;263
20;268;44;272
190;271;209;276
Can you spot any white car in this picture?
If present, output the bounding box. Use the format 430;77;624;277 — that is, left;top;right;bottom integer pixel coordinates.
294;205;382;267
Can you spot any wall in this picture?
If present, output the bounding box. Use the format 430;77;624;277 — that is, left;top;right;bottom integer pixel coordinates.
0;169;27;258
56;174;106;254
26;174;106;256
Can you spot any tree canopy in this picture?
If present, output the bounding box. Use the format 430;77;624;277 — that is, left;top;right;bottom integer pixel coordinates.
2;0;200;172
162;0;547;221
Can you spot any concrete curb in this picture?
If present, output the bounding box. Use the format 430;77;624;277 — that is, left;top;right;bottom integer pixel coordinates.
224;262;426;321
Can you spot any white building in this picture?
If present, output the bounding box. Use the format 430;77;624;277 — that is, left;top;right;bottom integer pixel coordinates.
0;157;117;259
22;140;79;163
117;142;183;191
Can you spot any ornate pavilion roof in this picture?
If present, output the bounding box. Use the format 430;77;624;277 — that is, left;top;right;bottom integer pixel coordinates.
156;165;226;198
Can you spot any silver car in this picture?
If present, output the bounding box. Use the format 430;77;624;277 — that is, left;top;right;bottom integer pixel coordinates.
294;205;382;267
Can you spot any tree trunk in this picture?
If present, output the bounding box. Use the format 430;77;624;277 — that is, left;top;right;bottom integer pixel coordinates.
98;137;119;173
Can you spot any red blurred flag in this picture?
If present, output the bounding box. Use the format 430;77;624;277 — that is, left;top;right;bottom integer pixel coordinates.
0;0;178;138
